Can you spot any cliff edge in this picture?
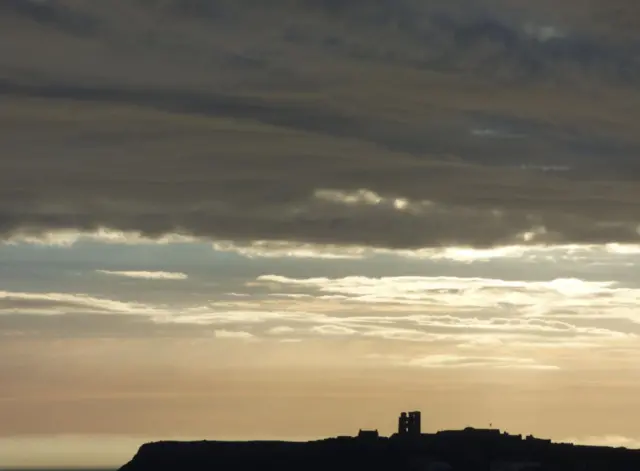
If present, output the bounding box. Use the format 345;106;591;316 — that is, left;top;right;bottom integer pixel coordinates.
119;438;406;471
119;434;640;471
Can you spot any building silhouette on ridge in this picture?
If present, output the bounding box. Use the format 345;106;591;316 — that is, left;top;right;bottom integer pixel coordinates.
118;409;640;471
398;411;421;436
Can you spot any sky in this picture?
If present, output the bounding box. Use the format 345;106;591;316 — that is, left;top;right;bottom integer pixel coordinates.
2;0;640;467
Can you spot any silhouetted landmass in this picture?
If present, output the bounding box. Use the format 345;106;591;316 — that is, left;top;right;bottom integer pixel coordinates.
119;412;640;471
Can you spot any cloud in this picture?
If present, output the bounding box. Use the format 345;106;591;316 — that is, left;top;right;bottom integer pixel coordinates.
151;287;634;354
1;1;640;250
470;128;525;139
211;240;365;259
267;326;297;335
4;265;637;357
96;270;188;280
402;353;559;370
253;274;640;338
257;274;635;310
215;330;254;340
2;274;639;372
212;239;640;263
522;23;566;42
0;291;160;316
2;0;99;37
3;229;196;247
310;325;358;336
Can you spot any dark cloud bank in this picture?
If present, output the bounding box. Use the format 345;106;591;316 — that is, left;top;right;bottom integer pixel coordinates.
2;0;640;249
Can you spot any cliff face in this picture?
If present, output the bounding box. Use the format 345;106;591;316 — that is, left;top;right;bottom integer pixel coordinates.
119;437;640;471
119;439;405;471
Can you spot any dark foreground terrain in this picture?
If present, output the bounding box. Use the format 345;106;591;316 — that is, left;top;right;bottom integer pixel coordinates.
119;429;640;471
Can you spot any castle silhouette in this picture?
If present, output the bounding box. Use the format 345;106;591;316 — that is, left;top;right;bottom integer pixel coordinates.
355;410;551;447
120;410;640;471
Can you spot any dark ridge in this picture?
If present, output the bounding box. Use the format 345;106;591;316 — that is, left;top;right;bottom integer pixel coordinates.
118;411;640;471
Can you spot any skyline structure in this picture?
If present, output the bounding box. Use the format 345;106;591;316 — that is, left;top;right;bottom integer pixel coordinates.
116;411;640;471
2;0;640;468
398;411;422;437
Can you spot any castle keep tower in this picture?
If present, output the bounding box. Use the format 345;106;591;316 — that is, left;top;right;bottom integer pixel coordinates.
398;411;421;436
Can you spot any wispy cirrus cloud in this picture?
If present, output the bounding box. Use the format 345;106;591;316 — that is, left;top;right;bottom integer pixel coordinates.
0;291;160;316
256;274;640;325
2;284;629;355
3;229;197;247
266;326;297;335
211;237;640;263
4;266;636;352
96;270;188;280
378;353;560;371
215;330;255;340
0;279;638;372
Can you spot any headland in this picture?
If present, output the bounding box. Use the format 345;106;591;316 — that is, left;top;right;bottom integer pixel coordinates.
119;411;640;471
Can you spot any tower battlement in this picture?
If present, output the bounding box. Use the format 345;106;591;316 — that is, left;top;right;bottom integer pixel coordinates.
397;411;421;436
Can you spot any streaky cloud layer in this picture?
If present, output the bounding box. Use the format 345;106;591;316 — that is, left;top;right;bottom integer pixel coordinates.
1;0;640;249
97;270;188;280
